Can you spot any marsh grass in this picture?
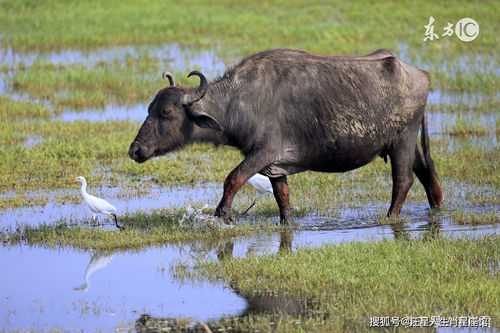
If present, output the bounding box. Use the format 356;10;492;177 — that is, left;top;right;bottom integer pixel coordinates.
189;235;500;332
444;114;492;137
452;210;500;225
10;61;182;110
0;208;277;250
0;1;497;56
0;96;52;121
0;1;498;113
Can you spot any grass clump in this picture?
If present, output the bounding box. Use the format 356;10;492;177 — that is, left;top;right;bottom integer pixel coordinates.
452;210;500;225
190;235;500;332
0;208;276;250
10;61;177;110
444;114;492;137
0;96;52;121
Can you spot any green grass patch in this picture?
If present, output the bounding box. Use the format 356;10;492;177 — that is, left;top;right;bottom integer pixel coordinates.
0;0;498;112
0;0;497;56
0;208;277;250
0;96;52;121
444;114;492;137
191;235;500;332
452;210;500;225
435;142;499;186
9;61;187;110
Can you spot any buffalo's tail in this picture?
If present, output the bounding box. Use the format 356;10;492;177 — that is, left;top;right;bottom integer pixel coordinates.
414;109;442;209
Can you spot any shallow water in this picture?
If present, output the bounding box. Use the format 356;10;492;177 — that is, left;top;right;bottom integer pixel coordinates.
0;246;246;331
1;209;498;331
0;44;228;77
0;183;221;229
58;102;149;122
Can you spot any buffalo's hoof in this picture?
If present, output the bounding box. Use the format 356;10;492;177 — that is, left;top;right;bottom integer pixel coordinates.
215;207;233;225
279;211;295;226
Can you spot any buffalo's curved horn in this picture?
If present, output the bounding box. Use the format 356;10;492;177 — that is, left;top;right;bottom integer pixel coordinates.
180;71;208;106
161;71;175;86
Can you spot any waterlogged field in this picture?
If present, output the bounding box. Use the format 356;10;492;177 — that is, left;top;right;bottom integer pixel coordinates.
0;0;498;331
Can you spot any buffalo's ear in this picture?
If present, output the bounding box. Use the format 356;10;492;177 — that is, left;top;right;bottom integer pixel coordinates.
188;110;223;131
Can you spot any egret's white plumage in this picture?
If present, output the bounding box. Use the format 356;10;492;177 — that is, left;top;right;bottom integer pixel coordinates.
242;174;274;214
75;176;122;228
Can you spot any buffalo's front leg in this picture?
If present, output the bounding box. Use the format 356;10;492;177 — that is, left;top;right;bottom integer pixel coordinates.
215;155;268;224
269;176;294;224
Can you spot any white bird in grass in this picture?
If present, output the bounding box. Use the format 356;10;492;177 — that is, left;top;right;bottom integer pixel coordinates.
75;176;122;229
242;174;274;214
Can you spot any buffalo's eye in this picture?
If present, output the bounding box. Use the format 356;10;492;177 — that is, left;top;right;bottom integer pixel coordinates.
159;108;172;118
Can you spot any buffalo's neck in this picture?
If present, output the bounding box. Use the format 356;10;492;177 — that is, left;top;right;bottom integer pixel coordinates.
190;81;234;147
191;125;227;146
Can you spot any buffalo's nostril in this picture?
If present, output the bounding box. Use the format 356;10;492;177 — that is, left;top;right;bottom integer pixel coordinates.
128;141;141;159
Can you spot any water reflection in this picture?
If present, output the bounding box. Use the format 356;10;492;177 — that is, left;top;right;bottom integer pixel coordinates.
0;214;497;331
390;220;442;241
73;250;115;292
0;246;246;332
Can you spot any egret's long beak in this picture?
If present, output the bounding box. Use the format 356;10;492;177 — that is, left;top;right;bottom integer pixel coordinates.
74;178;79;182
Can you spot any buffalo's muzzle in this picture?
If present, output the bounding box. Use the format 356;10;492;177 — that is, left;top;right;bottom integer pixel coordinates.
128;141;149;163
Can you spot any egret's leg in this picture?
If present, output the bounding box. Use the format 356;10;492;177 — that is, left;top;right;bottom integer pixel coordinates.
112;214;123;229
241;200;257;215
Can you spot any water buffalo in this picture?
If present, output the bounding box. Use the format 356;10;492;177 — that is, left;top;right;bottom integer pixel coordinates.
129;48;442;224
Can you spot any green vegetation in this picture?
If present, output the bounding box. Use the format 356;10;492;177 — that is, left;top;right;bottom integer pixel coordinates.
444;114;493;137
185;235;499;332
0;0;497;55
0;0;497;110
0;208;277;250
453;210;500;225
0;96;53;121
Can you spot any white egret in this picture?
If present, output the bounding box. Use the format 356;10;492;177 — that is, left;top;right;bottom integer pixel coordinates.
242;174;274;214
75;176;122;229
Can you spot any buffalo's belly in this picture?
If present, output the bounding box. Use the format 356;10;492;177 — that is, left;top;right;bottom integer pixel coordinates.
305;155;377;173
261;143;384;178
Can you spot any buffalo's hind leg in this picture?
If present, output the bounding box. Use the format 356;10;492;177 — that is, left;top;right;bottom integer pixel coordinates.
269;175;294;225
413;145;442;209
387;136;416;217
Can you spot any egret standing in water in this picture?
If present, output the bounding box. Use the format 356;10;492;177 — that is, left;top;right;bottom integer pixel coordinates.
242;174;274;214
75;176;122;229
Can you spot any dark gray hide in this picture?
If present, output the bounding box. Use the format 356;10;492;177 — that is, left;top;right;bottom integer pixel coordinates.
129;48;442;224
